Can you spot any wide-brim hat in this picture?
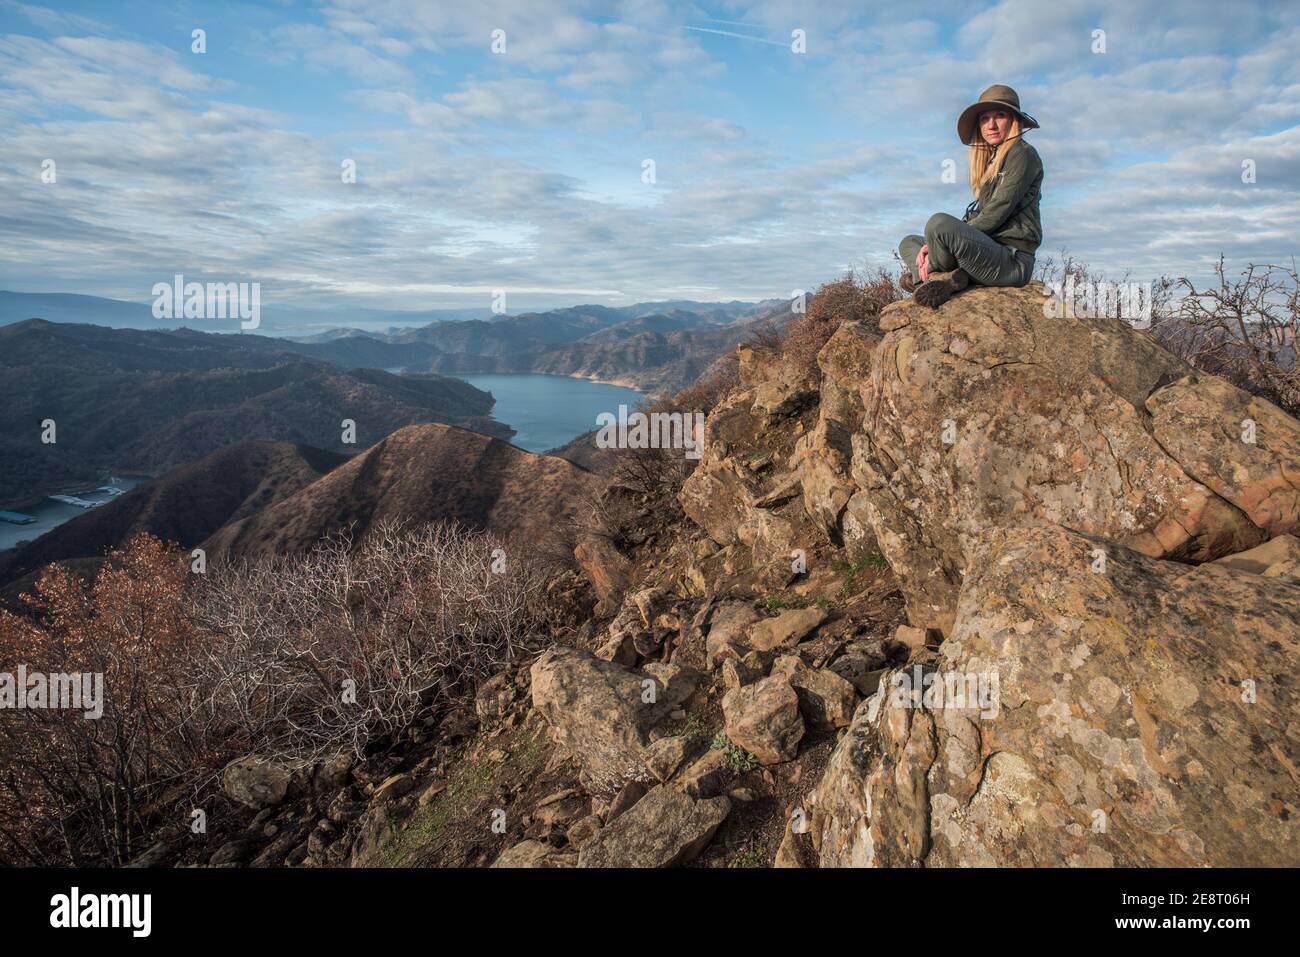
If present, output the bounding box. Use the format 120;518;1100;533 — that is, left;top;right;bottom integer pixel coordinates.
958;84;1039;145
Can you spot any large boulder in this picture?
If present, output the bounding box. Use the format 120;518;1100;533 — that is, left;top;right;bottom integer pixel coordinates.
809;523;1300;867
578;785;730;867
530;648;688;791
739;343;819;419
770;655;859;730
809;683;935;867
846;285;1299;633
1145;375;1300;537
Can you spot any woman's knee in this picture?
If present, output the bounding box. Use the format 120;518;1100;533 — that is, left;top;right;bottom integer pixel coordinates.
924;212;960;241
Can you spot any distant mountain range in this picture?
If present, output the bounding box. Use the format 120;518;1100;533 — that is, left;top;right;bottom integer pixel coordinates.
0;319;511;509
1;289;784;339
0;291;495;334
291;299;794;395
0;292;789;511
1;290;792;398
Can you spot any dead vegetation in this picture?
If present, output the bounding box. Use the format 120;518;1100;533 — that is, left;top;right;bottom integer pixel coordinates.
780;268;901;376
0;521;561;866
1159;257;1300;415
190;521;556;766
1037;249;1300;417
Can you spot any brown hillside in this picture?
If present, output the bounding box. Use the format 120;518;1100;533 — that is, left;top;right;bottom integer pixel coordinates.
200;423;603;562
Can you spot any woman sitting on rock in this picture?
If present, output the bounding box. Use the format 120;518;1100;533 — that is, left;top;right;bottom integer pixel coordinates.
899;84;1043;308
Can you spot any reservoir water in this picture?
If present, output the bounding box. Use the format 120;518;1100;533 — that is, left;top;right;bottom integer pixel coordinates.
452;373;647;453
0;476;148;551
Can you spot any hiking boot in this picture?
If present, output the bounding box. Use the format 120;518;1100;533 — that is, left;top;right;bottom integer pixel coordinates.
899;269;916;293
913;268;970;309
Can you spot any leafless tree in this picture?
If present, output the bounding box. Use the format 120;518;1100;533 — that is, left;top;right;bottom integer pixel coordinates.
1153;257;1300;414
188;520;554;765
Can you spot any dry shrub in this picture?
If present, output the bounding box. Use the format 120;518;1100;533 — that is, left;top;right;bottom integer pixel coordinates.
0;536;218;865
607;399;699;506
189;520;554;765
601;362;742;508
742;321;784;355
1037;249;1299;417
1034;249;1110;289
1155;258;1300;415
585;484;645;549
783;268;901;375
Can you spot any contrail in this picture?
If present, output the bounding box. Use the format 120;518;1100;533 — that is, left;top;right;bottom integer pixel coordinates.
700;18;768;30
684;25;788;46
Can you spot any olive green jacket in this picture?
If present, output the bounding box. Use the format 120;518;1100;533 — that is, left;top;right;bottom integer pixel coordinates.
963;138;1043;256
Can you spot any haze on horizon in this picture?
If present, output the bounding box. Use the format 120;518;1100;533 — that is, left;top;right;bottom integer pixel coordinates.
2;0;1298;326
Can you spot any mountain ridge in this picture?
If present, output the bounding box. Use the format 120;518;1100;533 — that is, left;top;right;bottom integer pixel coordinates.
199;422;602;563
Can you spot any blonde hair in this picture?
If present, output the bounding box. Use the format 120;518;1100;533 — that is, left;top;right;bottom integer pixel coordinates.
969;116;1022;196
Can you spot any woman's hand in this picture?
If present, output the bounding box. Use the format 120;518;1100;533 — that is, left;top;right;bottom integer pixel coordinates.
917;244;930;282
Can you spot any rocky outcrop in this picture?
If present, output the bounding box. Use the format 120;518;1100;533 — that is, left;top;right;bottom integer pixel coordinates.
795;320;881;550
841;284;1298;633
667;283;1300;868
677;353;826;589
809;523;1300;868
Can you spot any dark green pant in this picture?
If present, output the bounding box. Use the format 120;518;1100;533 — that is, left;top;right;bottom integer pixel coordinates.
899;213;1033;287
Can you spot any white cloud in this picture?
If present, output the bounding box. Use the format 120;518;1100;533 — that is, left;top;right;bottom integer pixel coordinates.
0;0;1297;312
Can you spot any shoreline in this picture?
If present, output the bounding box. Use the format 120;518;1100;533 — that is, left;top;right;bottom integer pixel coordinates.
563;371;653;394
0;471;152;517
451;368;656;397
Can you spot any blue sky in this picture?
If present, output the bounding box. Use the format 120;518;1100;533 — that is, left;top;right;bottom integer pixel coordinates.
1;0;1298;319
